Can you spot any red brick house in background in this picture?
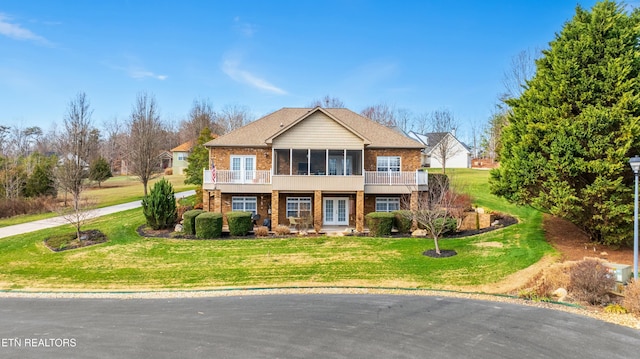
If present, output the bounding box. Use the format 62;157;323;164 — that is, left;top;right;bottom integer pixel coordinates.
202;107;428;232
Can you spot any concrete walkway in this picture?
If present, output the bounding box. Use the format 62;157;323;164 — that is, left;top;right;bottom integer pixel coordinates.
0;190;195;239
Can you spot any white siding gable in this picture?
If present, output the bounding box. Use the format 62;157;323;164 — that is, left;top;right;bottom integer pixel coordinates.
272;111;364;149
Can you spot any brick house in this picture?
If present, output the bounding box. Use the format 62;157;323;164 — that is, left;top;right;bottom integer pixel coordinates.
202;107;428;232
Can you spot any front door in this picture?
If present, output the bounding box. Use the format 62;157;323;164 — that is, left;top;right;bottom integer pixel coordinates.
323;197;349;225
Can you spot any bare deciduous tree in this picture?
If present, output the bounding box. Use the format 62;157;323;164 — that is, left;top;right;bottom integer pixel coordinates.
127;92;164;196
309;95;345;108
481;108;509;162
215;104;252;134
501;48;539;102
361;103;397;127
55;92;94;240
428;109;460;173
101;116;126;174
181;98;217;139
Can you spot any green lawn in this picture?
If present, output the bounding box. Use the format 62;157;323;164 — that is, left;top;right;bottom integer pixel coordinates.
0;169;553;292
0;174;197;227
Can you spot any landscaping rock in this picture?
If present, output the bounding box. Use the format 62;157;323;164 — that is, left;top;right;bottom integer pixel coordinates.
175;223;183;232
552;288;568;302
412;229;427;237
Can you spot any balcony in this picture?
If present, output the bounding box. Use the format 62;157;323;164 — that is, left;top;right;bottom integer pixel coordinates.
203;170;427;194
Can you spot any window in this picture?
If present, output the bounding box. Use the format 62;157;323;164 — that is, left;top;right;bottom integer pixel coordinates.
376;197;400;212
178;154;187;161
286;197;312;218
377;156;401;172
232;196;257;214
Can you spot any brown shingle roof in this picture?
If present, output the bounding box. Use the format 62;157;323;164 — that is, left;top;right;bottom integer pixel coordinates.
204;107;424;149
171;140;195;152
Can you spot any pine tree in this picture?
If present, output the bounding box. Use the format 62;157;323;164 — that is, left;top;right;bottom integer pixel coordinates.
89;157;112;188
490;1;640;245
142;178;177;230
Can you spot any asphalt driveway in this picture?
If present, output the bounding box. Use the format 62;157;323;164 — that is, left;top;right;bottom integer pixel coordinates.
1;294;638;358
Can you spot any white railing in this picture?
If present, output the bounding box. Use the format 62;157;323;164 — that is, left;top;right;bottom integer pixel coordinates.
203;169;427;186
364;170;428;186
203;170;271;184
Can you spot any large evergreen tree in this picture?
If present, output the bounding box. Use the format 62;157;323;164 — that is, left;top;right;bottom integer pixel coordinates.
184;127;214;186
490;1;640;245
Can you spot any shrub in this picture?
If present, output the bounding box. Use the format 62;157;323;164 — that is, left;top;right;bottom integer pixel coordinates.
141;178;178;230
604;304;627;314
226;211;253;236
195;212;223;239
254;226;270;237
365;212;395;236
0;196;57;218
393;210;413;234
568;258;615;305
274;225;291;236
183;209;204;235
529;261;573;298
623;279;640;314
164;168;173;175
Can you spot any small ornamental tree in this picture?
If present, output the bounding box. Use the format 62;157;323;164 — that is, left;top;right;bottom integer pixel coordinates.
89;156;112;188
142;178;177;230
401;173;466;255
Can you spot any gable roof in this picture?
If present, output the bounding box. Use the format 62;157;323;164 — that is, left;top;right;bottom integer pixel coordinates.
171;140;195;152
204;107;424;149
407;130;472;154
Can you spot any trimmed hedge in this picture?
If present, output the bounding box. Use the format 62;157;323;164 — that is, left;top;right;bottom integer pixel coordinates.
365;212;395;237
393;210;413;234
183;209;204;235
226;211;253;236
195;212;223;239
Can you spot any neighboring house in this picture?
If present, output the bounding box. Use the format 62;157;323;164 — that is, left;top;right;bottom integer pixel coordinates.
202;107;428;232
406;130;471;169
171;141;194;175
159;151;173;171
57;153;90;170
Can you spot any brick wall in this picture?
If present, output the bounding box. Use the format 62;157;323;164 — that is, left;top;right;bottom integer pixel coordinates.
209;147;272;170
364;148;422;171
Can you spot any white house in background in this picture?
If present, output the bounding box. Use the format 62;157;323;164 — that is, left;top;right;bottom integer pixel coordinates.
406;130;472;169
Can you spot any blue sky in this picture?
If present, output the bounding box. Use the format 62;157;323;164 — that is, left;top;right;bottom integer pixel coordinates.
0;0;604;142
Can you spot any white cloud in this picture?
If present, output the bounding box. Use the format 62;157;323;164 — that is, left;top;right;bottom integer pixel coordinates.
104;61;168;81
222;56;286;95
233;16;257;37
128;68;168;81
0;13;52;46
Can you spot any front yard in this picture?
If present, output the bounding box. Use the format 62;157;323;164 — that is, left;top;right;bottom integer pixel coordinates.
0;176;551;291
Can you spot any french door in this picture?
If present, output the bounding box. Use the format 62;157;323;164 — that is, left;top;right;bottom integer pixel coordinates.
323;197;349;225
230;155;255;183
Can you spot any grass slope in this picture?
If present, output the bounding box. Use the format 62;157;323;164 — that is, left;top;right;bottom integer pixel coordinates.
0;169;552;291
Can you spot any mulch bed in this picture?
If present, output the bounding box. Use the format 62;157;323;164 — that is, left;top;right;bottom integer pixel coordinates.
44;229;108;252
423;249;458;258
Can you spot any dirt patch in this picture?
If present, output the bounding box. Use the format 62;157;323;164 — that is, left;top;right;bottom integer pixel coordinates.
473;241;504;248
543;214;633;266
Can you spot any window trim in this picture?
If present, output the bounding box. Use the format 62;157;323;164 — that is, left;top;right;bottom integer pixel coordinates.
375;197;400;212
286;197;312;218
231;196;257;214
376;156;401;172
